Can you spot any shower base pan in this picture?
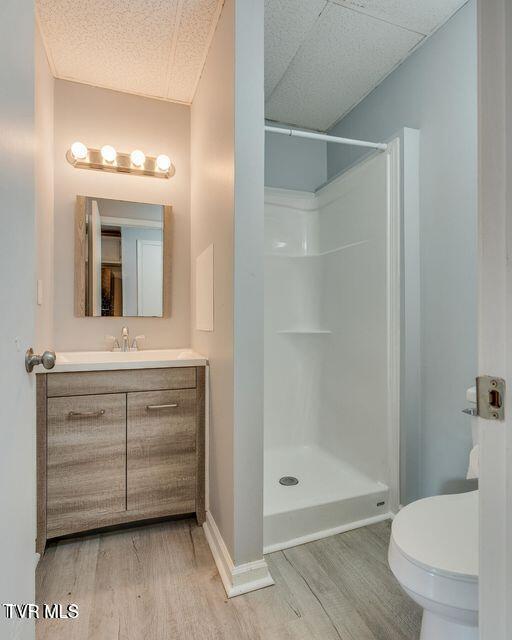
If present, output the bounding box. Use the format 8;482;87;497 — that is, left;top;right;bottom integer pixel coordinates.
264;445;390;553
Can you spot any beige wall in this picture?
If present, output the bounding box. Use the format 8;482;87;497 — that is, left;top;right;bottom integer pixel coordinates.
191;0;236;556
35;25;54;353
191;0;265;566
53;80;191;351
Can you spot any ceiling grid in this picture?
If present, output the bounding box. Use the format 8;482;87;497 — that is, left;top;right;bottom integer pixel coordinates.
37;0;468;128
265;0;468;131
36;0;224;105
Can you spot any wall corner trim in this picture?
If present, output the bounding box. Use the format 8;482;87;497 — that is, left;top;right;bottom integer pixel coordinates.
203;511;274;598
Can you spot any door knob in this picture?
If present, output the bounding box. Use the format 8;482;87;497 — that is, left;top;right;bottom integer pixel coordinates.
25;348;56;373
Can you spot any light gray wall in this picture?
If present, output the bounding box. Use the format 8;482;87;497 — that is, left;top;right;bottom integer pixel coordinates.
233;0;265;565
327;1;477;501
53;80;191;350
265;125;327;191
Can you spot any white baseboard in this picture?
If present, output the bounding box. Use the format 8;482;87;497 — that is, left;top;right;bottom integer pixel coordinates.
203;511;274;598
263;512;394;554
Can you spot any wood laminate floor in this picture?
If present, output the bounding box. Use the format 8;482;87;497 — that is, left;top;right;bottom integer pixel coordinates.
36;519;421;640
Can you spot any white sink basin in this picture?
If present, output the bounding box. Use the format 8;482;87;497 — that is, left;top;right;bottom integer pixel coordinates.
51;349;207;372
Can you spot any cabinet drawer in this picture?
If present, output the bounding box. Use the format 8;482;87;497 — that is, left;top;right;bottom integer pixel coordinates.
127;389;197;516
47;393;126;538
47;367;197;397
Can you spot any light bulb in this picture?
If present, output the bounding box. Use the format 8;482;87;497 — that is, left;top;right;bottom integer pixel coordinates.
130;149;146;167
71;141;87;160
101;145;117;163
156;154;171;172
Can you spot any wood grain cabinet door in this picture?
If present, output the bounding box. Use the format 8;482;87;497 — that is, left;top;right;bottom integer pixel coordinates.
47;393;127;538
127;389;197;517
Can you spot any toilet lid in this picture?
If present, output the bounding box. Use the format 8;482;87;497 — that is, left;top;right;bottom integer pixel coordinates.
391;490;478;580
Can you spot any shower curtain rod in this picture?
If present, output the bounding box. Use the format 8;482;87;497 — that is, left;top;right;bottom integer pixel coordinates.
265;125;388;152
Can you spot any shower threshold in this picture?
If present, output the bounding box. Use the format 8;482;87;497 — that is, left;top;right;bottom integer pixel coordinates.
264;445;390;553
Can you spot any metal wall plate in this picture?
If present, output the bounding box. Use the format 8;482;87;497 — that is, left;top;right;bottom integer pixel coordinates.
476;375;506;421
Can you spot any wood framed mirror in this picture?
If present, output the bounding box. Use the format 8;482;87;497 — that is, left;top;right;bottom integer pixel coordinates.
74;196;171;317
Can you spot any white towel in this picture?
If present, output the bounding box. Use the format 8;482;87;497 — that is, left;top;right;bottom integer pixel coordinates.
466;445;480;480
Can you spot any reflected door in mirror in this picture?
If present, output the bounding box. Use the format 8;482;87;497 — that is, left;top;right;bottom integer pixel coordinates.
75;196;171;318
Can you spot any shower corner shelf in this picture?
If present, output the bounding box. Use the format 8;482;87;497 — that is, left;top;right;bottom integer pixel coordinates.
277;329;332;335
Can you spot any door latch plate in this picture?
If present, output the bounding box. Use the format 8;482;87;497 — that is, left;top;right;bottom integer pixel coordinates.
476;375;505;421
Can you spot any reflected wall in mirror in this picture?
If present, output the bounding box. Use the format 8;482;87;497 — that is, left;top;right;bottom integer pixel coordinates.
74;196;171;317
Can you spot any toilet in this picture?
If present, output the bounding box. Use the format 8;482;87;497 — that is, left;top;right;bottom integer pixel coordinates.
388;490;478;640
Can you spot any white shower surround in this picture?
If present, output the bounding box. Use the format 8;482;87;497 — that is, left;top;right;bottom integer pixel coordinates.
264;139;401;552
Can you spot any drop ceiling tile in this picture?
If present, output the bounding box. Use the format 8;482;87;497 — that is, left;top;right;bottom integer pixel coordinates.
37;0;181;98
167;0;222;103
265;2;422;131
36;0;223;104
265;0;327;97
331;0;468;36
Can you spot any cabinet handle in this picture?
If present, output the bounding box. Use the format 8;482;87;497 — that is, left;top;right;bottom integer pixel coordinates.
68;410;105;418
146;403;179;411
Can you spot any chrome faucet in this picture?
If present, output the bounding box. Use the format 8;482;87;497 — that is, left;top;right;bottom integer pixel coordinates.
105;328;144;352
121;326;129;352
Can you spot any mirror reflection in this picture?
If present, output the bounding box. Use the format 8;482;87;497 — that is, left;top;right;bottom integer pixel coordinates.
84;197;165;317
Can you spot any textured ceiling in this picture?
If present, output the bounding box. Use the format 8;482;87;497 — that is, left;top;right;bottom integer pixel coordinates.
265;0;469;131
37;0;468;127
36;0;223;104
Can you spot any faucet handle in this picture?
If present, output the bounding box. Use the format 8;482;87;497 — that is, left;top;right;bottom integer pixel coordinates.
122;326;129;337
105;335;120;351
130;335;145;351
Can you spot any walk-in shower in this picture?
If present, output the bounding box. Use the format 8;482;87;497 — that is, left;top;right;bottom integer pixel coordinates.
263;131;404;552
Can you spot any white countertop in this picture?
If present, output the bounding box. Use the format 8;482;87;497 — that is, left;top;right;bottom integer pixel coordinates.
49;349;208;373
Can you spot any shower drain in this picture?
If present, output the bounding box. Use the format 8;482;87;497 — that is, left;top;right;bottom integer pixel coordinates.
279;476;299;486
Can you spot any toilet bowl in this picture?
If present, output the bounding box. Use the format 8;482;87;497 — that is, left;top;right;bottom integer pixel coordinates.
388;490;478;640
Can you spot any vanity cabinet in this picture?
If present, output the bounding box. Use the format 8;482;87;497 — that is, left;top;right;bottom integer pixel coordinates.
37;366;205;552
47;393;127;538
127;389;197;515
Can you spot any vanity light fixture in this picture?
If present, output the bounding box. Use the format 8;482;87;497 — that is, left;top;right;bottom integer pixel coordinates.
130;149;146;167
101;144;117;163
66;143;174;179
70;141;88;160
156;154;171;172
